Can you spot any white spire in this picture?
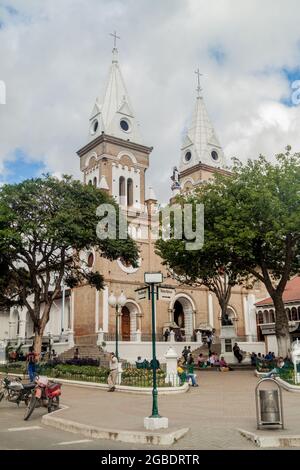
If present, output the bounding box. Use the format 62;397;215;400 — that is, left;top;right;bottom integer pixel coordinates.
88;37;143;144
179;74;225;171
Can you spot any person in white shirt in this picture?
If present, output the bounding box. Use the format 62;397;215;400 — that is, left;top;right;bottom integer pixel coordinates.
107;352;118;392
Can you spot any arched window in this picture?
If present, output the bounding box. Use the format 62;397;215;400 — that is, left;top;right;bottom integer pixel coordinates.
93;177;97;187
88;179;92;185
269;309;275;323
127;178;133;206
292;307;298;321
119;176;125;205
257;311;264;324
286;308;291;321
263;310;269;323
87;252;94;268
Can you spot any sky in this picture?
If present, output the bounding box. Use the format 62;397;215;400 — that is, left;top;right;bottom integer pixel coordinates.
0;0;300;201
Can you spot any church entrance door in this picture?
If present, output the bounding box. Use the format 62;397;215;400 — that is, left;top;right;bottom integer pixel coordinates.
121;306;130;341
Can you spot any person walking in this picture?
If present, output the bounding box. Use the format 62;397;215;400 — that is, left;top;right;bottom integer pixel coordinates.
233;343;243;363
182;346;189;364
186;355;198;387
26;346;37;382
206;331;213;354
163;328;170;342
107;352;118;392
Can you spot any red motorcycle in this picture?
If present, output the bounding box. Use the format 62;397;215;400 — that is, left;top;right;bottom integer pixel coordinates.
24;376;62;420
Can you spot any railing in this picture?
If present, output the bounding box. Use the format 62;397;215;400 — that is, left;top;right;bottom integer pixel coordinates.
103;333;200;342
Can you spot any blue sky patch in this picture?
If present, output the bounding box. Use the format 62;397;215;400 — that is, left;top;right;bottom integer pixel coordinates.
1;149;46;184
208;46;226;65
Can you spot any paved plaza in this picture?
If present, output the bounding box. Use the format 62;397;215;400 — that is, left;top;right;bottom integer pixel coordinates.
1;370;300;450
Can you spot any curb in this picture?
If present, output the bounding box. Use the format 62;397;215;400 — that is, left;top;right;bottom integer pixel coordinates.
42;409;189;446
238;428;300;448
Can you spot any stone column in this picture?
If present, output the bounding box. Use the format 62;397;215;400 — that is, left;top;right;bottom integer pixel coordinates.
130;310;137;341
95;289;99;333
196;331;202;343
169;330;175;343
65;290;75;347
243;295;251;340
9;307;17;341
168;308;173;323
164;347;179;386
102;286;109;332
135;329;141;342
184;309;193;341
17;309;27;345
208;293;214;328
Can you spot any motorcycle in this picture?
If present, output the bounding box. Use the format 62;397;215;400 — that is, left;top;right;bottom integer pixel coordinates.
0;375;35;406
24;375;62;421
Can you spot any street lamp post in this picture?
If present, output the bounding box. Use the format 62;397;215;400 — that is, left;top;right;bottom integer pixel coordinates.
108;291;127;360
143;272;168;430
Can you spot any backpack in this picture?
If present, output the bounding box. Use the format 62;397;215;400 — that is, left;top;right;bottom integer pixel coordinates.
28;352;36;364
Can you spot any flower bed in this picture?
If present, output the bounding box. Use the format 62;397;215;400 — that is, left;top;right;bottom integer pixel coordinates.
0;363;176;387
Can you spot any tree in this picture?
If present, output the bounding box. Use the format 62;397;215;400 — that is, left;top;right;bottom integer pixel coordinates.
156;195;250;326
0;175;138;355
187;148;300;357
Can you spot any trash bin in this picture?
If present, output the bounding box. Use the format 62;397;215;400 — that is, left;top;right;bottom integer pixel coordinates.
255;378;284;430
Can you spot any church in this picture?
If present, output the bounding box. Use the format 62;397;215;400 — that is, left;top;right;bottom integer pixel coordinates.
0;41;270;362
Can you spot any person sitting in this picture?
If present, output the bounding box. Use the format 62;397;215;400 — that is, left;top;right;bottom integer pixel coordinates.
208;352;219;367
197;353;207;368
265;351;273;361
219;356;233;372
250;352;257;367
136;356;144;369
233;343;243;363
264;357;286;378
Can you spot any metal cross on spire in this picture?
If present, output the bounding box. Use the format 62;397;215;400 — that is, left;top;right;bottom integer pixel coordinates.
195;68;203;96
110;30;121;49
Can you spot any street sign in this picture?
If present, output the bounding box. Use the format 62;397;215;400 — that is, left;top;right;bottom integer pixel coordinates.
144;272;163;284
158;286;175;301
135;286;149;301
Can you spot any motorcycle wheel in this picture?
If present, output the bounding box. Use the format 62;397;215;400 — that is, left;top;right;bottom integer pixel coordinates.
47;396;59;413
0;391;4;402
24;396;37;421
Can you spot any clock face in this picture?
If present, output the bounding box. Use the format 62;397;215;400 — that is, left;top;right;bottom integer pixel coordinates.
120;119;130;132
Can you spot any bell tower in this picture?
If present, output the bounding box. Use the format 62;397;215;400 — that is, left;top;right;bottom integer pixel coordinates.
77;34;152;211
176;70;228;194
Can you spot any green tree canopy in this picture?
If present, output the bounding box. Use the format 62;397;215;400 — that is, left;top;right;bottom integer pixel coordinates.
158;147;300;357
0;175;139;354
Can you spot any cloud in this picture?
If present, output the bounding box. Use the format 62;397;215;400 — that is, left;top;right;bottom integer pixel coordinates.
0;0;300;200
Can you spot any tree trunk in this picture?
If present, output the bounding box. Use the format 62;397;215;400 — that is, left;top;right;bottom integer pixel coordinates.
273;294;291;358
33;329;43;359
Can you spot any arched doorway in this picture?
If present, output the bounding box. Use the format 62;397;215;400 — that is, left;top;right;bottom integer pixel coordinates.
121;306;130;341
174;301;185;328
171;295;195;340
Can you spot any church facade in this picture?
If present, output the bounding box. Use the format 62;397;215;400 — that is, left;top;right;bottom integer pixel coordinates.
0;44;269;361
71;44;268;359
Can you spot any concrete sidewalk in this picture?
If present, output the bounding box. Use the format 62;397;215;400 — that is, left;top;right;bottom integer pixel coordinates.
43;371;300;449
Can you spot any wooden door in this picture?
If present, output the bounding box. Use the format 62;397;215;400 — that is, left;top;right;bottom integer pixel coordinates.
121;306;130;341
